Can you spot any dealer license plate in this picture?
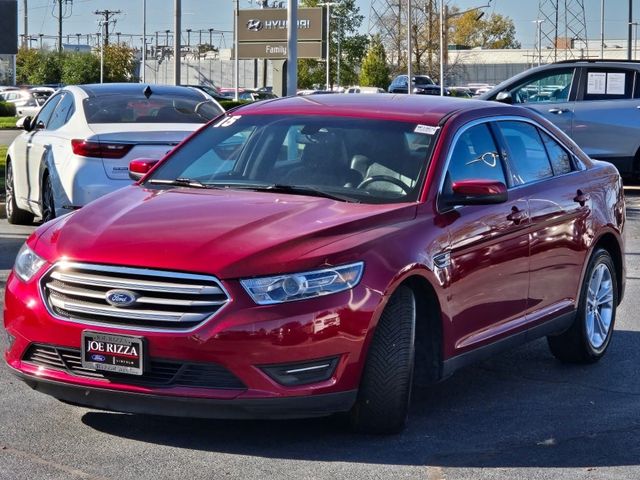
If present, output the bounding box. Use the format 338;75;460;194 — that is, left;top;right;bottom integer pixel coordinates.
81;331;144;376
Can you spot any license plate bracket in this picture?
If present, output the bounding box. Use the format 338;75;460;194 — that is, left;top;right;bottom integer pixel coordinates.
81;331;145;376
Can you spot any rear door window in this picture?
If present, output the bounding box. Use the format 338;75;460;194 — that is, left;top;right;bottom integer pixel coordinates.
581;68;634;101
496;121;553;185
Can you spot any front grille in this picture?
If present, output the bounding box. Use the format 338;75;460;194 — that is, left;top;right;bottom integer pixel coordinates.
23;344;246;390
40;262;230;330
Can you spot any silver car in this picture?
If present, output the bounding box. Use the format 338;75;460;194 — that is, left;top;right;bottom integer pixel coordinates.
480;60;640;176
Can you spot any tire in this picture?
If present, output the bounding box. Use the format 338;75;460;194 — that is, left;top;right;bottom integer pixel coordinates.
5;161;34;225
547;248;618;363
40;174;56;223
350;285;416;434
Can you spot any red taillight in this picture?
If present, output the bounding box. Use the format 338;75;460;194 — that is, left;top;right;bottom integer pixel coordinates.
71;139;133;159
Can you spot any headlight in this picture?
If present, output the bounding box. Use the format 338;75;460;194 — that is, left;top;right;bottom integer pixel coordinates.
241;262;364;305
14;244;46;282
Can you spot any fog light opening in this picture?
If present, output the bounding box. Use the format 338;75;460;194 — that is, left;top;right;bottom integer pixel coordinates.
261;356;340;386
5;332;16;348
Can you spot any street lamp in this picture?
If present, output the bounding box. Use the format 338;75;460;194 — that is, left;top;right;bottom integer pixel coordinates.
439;1;490;96
319;2;339;91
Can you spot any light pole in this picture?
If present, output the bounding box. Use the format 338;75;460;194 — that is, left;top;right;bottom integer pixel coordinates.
142;0;147;83
601;0;605;59
319;2;338;91
234;0;239;100
533;19;544;66
286;0;298;96
407;0;412;94
439;1;490;96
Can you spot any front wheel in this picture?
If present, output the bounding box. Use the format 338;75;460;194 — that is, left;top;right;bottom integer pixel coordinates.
547;248;618;363
350;286;416;434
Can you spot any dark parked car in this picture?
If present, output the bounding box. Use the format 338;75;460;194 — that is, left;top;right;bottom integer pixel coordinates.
480;59;640;176
388;74;448;95
4;95;624;433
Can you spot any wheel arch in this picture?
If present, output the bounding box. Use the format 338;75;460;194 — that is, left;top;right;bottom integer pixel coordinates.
591;231;624;305
400;274;444;384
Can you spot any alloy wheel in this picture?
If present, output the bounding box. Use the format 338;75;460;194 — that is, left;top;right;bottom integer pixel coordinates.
585;263;614;349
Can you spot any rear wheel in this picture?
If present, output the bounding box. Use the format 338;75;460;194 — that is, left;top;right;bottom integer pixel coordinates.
547;248;617;363
5;161;34;225
350;286;416;434
40;174;55;223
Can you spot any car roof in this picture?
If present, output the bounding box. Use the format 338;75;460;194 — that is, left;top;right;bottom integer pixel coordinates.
78;83;204;98
231;94;507;124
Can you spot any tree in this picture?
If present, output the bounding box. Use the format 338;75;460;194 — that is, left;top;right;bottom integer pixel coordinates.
61;53;100;84
359;35;390;88
16;48;63;85
103;44;136;82
450;11;521;49
298;0;368;89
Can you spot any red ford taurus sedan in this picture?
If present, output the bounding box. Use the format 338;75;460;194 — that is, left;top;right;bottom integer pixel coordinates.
3;94;625;433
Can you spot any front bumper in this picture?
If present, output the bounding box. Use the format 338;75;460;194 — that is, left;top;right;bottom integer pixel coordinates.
9;366;357;419
4;267;382;417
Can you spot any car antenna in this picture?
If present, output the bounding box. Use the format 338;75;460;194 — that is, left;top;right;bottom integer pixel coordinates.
143;85;153;99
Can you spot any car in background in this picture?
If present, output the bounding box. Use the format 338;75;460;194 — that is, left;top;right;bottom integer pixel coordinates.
344;86;386;94
185;84;229;103
388;74;448;95
4;83;225;225
480;59;640;176
238;89;278;102
4;94;624;433
1;87;55;117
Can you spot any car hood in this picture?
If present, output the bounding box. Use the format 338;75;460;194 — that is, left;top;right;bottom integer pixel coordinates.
35;186;417;279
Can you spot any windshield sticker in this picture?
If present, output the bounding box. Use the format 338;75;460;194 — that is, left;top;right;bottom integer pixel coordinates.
414;124;439;135
214;116;241;128
606;73;626;95
587;72;606;94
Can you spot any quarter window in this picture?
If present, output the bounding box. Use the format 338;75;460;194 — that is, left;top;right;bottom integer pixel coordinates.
445;123;507;191
540;131;573;175
497;121;553;185
583;69;634;101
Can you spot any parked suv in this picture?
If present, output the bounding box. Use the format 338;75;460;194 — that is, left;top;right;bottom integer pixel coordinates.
4;95;625;433
388;74;446;95
480;60;640;176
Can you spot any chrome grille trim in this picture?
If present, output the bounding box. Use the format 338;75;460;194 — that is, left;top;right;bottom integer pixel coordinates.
40;262;231;332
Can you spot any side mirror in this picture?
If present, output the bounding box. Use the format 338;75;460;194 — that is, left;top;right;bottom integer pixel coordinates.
448;180;507;206
19;116;32;131
129;158;160;181
495;91;513;104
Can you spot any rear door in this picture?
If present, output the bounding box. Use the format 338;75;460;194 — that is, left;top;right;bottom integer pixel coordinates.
494;119;589;329
571;66;640;174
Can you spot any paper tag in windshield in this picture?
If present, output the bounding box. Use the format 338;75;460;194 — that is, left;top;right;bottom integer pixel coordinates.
414;124;439;135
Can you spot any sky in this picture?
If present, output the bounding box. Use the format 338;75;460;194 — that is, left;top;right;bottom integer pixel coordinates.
13;0;639;50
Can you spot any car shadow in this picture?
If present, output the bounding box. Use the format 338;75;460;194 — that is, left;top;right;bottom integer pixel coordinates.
81;329;640;469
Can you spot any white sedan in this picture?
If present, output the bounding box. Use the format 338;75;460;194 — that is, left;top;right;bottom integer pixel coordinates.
4;83;224;224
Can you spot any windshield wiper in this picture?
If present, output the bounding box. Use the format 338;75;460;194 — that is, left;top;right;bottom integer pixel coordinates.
236;184;359;203
148;177;214;189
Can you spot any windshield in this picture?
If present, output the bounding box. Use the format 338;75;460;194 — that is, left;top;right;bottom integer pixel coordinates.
145;115;436;204
83;93;224;124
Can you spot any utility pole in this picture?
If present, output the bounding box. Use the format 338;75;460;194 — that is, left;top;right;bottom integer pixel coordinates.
94;9;121;46
629;0;633;60
54;0;73;53
22;0;28;49
174;0;181;85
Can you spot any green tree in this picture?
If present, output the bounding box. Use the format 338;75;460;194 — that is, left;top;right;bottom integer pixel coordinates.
359;35;390;88
450;11;520;49
16;48;63;85
61;53;100;84
103;44;136;82
298;0;368;89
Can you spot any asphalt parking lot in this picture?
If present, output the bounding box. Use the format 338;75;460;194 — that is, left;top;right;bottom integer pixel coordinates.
0;193;639;480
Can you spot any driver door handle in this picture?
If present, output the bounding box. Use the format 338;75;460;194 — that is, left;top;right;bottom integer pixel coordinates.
507;206;527;225
574;189;590;206
548;108;570;114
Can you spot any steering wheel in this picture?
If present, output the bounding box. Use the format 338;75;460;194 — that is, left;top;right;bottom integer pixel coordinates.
357;175;411;194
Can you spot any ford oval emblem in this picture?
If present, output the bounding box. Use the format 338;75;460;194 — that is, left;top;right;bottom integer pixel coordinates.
91;354;106;362
105;289;139;307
